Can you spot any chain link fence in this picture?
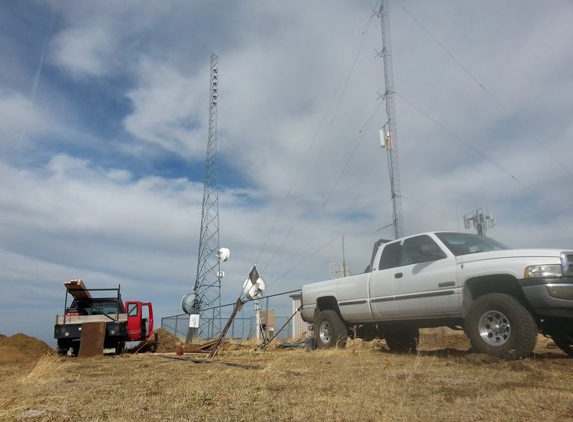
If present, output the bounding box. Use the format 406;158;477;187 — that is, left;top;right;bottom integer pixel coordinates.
161;313;294;342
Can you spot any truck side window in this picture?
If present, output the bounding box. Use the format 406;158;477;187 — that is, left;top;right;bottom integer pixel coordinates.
379;241;402;270
400;235;445;266
128;303;138;317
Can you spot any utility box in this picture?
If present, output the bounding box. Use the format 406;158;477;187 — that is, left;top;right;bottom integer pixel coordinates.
260;310;275;339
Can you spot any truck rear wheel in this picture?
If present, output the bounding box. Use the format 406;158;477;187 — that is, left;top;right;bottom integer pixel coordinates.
551;333;573;357
465;293;537;359
315;310;348;349
384;327;419;353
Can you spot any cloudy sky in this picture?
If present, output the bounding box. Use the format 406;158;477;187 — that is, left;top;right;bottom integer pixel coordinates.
1;1;572;344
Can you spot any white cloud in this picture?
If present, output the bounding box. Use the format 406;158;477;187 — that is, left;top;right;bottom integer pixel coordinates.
123;59;208;157
0;89;52;148
51;23;118;77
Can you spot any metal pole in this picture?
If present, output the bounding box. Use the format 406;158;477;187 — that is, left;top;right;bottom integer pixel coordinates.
255;300;260;341
208;298;243;358
265;296;270;341
342;236;347;277
380;0;404;239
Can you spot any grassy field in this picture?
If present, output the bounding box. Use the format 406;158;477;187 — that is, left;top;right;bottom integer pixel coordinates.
1;336;573;422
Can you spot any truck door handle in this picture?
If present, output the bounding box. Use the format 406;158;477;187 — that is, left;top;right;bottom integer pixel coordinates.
395;273;403;279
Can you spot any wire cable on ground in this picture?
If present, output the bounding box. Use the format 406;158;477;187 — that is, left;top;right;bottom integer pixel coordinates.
329;9;376;125
200;289;302;313
266;198;391;291
393;0;573;180
322;100;384;208
264;98;382;277
256;8;380;274
396;92;572;220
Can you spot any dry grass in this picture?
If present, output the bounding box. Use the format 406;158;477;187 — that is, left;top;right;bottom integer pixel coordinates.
20;355;65;384
0;336;572;422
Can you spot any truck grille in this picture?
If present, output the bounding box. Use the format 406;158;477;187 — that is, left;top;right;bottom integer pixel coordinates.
562;252;573;277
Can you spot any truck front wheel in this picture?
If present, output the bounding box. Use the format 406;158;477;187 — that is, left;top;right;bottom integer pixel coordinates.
465;293;537;359
315;310;348;349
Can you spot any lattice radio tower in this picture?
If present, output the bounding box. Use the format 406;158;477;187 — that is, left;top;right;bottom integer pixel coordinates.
378;0;404;239
186;54;222;341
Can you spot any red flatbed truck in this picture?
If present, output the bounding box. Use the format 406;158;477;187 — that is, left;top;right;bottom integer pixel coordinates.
54;279;154;356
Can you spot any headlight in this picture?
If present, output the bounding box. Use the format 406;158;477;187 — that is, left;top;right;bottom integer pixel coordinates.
524;264;563;278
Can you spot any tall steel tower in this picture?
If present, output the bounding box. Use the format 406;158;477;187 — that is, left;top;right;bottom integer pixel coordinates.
185;54;222;341
379;0;404;239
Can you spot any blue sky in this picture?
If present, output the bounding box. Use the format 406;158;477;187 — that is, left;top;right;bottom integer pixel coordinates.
1;0;573;344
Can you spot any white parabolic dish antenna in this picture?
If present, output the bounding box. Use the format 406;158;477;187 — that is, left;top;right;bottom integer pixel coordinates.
217;248;230;262
242;276;266;301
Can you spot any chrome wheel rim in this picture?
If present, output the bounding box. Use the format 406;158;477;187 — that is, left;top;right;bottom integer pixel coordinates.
319;321;332;344
479;310;511;346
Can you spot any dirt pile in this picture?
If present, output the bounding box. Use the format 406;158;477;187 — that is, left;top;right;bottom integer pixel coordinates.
154;328;185;353
0;333;54;365
152;328;233;354
419;328;470;350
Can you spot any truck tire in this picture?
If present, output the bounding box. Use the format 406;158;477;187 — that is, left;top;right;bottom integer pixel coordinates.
384;327;419;353
465;293;537;359
315;310;348;349
551;333;573;357
57;339;72;356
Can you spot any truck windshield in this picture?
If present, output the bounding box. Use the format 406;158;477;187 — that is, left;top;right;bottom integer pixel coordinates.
435;232;510;256
68;299;123;315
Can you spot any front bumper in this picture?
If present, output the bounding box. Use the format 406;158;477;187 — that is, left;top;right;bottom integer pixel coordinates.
54;322;127;340
521;277;573;318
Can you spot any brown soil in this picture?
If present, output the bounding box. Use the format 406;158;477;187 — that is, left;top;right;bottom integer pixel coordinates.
150;328;235;354
153;328;184;353
419;328;470;350
0;333;54;365
419;328;561;355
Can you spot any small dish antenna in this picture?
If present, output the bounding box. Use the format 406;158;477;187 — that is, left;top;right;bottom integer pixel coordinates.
241;265;266;301
216;248;230;262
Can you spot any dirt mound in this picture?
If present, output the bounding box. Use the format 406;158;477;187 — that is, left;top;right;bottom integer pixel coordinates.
419;328;470;350
0;333;54;365
151;329;232;354
154;328;185;353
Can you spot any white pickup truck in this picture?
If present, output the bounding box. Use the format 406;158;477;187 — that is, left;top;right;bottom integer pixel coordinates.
300;232;573;359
